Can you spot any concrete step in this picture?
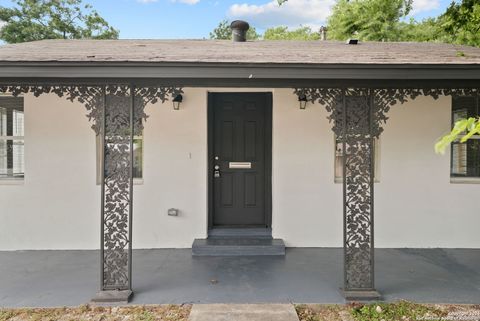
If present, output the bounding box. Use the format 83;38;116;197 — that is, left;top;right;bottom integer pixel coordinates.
208;228;272;239
192;238;286;256
188;304;299;321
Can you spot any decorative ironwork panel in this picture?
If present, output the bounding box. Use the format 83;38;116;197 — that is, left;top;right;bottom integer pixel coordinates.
99;85;183;291
295;87;480;137
342;92;375;290
101;86;133;290
0;85;183;136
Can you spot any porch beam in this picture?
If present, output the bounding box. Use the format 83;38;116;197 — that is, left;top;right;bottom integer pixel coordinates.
0;63;479;83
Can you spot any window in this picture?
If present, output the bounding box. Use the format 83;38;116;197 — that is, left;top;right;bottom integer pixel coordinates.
96;134;144;184
0;97;24;180
451;96;480;179
334;136;380;183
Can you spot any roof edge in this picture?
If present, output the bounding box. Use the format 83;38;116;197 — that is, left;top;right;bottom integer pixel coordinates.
0;62;479;82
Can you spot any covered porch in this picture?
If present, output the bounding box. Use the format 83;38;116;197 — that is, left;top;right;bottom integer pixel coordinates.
0;40;479;304
0;248;479;307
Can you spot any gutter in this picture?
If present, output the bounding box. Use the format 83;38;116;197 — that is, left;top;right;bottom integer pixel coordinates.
0;61;479;87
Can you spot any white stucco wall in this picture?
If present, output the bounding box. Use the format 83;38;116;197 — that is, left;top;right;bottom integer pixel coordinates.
0;89;478;250
0;94;99;250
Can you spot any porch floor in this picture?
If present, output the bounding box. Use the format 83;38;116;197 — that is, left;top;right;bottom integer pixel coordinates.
0;248;479;307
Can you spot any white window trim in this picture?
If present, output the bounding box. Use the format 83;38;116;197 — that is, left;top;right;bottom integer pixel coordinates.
450;177;480;184
0;136;24;140
334;136;381;184
450;97;480;183
0;177;25;185
0;98;25;182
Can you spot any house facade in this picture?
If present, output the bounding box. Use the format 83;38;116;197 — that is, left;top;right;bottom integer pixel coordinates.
0;35;479;302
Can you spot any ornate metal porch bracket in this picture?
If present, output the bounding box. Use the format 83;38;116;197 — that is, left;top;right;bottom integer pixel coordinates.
0;84;183;303
294;87;479;300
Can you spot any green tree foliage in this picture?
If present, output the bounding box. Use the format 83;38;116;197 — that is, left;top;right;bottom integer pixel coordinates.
327;0;413;41
278;0;479;47
396;18;444;42
435;118;480;154
263;26;320;40
434;2;480;153
441;0;480;47
0;0;119;43
209;19;260;40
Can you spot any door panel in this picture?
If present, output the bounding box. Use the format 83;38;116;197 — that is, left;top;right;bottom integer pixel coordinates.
210;93;271;227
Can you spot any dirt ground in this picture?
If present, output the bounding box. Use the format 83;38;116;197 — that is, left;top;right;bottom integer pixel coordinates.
2;302;480;321
0;304;191;321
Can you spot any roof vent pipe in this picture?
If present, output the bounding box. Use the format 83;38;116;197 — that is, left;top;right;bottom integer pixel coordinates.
319;26;327;41
231;20;250;42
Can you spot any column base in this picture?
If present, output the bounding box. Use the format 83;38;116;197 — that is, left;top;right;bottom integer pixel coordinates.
341;288;382;301
91;290;133;305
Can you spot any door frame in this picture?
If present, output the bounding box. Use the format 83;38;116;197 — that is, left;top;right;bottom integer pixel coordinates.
207;92;273;230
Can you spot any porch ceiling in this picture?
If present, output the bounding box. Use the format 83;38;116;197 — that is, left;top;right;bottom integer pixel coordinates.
0;40;480;86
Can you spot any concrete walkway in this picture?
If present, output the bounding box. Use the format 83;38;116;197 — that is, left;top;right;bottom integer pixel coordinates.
188;304;299;321
0;248;479;307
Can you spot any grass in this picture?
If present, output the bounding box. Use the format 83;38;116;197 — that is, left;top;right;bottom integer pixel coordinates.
350;301;444;321
296;301;480;321
0;304;191;321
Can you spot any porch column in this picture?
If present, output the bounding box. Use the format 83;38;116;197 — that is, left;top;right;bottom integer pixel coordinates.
93;86;135;303
0;84;182;303
340;90;380;300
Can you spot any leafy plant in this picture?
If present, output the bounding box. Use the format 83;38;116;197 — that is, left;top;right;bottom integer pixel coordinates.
435;117;480;154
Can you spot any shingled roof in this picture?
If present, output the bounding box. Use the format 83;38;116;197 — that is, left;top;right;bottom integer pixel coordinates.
1;39;479;64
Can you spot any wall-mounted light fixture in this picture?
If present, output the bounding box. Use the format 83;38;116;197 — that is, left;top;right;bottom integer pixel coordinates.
172;94;183;110
298;94;308;110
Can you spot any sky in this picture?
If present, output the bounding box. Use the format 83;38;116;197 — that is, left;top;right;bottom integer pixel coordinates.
0;0;456;39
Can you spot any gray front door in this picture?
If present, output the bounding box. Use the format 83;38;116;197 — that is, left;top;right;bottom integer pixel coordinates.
209;92;272;227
